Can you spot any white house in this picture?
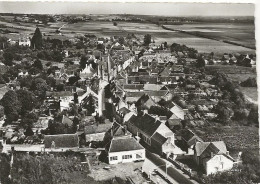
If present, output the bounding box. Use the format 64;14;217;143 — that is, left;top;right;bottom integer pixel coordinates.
194;141;234;175
108;136;145;164
206;154;234;175
19;37;31;47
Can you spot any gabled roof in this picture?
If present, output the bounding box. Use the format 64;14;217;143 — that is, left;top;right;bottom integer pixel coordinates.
151;132;167;145
85;123;113;134
128;114;161;137
195;141;227;157
109;137;144;153
44;134;79;148
118;107;131;115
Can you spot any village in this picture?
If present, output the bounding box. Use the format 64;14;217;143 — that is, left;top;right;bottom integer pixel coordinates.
0;12;259;184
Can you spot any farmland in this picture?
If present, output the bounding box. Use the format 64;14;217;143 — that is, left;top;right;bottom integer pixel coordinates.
163;23;255;50
0;14;256;54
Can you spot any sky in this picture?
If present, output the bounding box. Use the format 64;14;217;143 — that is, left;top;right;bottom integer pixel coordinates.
0;2;255;16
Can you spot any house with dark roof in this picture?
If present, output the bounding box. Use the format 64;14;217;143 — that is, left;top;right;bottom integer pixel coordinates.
194;141;234;175
178;129;203;154
135;94;156;109
127;114;184;156
44;134;79;150
108;136;145;164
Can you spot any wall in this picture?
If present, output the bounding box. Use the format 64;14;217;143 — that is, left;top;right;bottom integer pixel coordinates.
108;149;145;165
206;154;234;175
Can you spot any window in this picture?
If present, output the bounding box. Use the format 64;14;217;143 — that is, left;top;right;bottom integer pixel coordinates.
136;153;143;159
110;156;118;161
122;155;132;159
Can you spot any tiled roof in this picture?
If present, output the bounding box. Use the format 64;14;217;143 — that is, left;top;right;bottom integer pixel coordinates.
126;90;168;98
109;137;144;153
44;134;79;148
151;132;167;145
195;141;227;157
85;123;112;134
128;114;161;137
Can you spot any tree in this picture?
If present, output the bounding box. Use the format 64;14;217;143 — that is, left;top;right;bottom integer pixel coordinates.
80;55;88;69
196;55;205;68
19;75;33;89
3;52;14;66
16;89;38;115
24;126;34;136
21;111;38;128
118;37;125;45
0;90;21;122
32;59;43;70
0;153;11;184
248;105;258;126
31;27;43;49
113;22;117;26
210;52;214;60
143;34;151;46
31;78;49;100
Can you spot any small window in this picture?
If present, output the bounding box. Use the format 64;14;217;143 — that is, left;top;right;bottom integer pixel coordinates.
122;155;132;159
110;156;118;161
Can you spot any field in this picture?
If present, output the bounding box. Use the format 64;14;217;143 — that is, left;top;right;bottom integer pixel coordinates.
0;15;256;54
193;126;259;158
164;23;255;49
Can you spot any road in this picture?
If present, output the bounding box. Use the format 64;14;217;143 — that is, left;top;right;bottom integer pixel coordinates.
146;151;196;184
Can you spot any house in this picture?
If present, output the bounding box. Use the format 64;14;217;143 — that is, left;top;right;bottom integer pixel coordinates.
165;119;182;131
127;114;184;156
84;122;113;142
108;136;145;164
135;94;156;109
18;37;31;47
44;134;79;150
164;101;186;120
179;129;203;154
194;141;234;175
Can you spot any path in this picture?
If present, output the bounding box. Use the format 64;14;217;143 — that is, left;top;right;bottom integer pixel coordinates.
146;151;197;184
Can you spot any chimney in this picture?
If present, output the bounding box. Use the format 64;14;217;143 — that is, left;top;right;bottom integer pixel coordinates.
226;151;229;155
211;152;214;158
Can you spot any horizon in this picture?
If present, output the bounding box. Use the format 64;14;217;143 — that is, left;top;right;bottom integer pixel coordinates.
0;2;255;17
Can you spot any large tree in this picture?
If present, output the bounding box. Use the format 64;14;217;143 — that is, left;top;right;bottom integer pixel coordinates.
0;90;21;122
16;89;38;115
3;52;14;66
143;34;152;46
31;27;43;49
31;78;49;100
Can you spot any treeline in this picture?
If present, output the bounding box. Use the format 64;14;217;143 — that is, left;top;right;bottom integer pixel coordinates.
210;72;258;126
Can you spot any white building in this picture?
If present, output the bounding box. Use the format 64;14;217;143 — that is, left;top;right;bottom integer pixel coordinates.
108;136;145;164
19;37;31;47
194;141;234;175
